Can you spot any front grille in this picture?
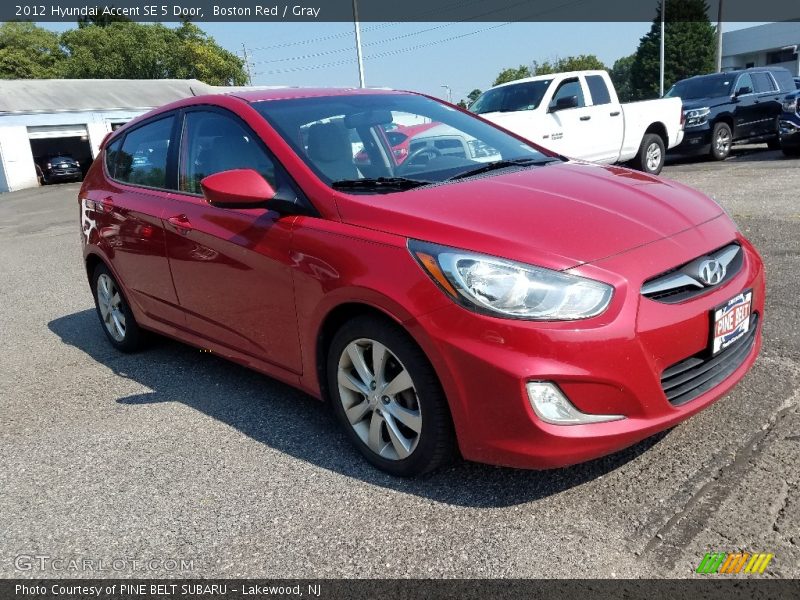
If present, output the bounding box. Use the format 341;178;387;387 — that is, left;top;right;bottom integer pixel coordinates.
661;314;758;406
642;243;743;304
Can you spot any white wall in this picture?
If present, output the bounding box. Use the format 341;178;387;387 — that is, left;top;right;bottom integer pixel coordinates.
0;108;146;193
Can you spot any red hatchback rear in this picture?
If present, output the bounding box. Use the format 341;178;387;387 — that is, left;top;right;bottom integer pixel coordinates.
79;88;764;476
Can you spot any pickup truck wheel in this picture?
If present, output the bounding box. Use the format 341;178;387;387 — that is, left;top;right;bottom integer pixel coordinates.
635;134;665;175
710;123;732;160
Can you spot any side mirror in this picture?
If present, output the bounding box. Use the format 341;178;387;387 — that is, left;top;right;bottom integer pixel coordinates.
200;169;275;208
550;95;579;112
735;86;752;97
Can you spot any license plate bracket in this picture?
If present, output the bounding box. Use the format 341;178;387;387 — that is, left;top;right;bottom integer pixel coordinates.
710;289;752;355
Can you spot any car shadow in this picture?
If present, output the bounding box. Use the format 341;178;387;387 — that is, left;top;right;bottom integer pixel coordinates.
49;309;668;508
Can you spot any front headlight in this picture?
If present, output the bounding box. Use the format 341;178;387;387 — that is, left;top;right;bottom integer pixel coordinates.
684;107;710;128
782;98;799;114
409;240;613;320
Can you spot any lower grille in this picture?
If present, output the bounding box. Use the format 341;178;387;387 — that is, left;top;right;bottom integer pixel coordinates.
661;314;758;406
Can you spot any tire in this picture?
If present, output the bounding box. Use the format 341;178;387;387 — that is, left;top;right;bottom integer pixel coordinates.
634;133;665;175
91;263;147;352
767;137;781;150
327;315;456;477
710;122;732;160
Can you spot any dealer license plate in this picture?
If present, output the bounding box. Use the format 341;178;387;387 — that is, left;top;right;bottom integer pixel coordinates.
711;290;752;355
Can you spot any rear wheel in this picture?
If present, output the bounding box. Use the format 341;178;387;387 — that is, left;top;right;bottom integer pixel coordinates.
634;133;665;175
710;122;732;160
91;264;147;352
327;315;455;476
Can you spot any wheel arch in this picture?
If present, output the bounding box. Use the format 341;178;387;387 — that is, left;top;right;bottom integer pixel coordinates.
644;121;668;145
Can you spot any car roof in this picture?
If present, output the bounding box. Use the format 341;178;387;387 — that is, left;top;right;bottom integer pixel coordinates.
230;87;411;103
683;66;791;80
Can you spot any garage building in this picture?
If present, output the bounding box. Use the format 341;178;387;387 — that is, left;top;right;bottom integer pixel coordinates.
0;79;219;193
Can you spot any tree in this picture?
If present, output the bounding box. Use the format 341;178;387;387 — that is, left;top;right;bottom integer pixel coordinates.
467;88;483;104
532;54;606;75
0;22;64;79
493;65;531;86
61;21;246;85
610;54;635;102
629;0;716;100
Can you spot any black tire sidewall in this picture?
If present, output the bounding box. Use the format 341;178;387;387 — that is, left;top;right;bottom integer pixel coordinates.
90;264;144;352
327;315;454;477
711;123;732;160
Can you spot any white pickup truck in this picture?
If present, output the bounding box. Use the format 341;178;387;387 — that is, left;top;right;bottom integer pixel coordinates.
470;70;684;175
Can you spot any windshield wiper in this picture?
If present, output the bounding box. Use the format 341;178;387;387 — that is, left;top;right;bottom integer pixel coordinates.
447;157;560;181
332;177;432;191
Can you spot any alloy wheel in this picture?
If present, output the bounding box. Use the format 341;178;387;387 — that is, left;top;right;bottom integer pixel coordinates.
645;142;662;172
96;273;126;342
336;338;422;460
715;129;731;155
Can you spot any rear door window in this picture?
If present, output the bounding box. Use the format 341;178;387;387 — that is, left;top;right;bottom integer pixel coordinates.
752;72;777;93
586;75;612;105
115;116;175;189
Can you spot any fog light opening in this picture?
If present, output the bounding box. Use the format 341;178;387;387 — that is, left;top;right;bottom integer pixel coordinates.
526;382;625;425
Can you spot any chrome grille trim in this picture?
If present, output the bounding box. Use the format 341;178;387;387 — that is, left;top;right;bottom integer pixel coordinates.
642;243;742;304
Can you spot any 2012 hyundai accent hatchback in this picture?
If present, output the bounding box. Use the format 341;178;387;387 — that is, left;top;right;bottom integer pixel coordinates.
79;88;764;476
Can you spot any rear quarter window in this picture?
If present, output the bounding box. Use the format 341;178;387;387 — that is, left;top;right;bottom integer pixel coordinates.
104;137;123;179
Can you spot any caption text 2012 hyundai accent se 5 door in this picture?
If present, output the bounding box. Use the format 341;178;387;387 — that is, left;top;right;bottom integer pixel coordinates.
78;89;764;477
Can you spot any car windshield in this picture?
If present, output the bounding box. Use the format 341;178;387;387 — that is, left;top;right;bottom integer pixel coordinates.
666;74;734;100
470;80;552;114
253;93;552;190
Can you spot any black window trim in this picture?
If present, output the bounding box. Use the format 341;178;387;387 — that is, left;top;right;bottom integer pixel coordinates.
103;111;181;194
172;104;319;217
550;76;585;110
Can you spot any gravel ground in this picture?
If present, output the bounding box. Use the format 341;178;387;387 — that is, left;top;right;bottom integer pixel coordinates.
0;146;798;579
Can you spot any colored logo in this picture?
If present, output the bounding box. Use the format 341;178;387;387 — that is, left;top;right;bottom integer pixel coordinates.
696;552;774;574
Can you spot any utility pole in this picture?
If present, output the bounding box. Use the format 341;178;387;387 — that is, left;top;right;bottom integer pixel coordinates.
441;85;452;103
659;0;666;97
241;43;253;86
352;0;366;88
716;0;724;72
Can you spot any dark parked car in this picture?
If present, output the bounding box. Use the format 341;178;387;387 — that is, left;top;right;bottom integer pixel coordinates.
666;67;795;160
37;154;83;184
779;89;800;155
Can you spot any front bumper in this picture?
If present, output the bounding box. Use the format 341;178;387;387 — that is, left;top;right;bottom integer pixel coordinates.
671;125;712;155
407;218;765;469
779;119;800;149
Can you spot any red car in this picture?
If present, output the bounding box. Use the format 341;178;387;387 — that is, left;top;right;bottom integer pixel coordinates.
79;88;764;477
354;122;440;166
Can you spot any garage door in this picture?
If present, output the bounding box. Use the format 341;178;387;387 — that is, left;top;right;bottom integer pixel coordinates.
27;125;89;140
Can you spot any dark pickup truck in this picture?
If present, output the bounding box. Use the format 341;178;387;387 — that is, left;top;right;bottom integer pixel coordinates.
666;66;795;160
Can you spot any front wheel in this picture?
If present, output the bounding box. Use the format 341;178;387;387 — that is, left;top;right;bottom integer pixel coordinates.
634;134;665;175
327;315;455;477
710;122;732;160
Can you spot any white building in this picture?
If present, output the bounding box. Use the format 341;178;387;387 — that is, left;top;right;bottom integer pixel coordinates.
722;22;800;76
0;79;226;193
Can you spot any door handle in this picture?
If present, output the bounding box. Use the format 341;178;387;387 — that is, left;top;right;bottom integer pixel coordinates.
580;115;592;121
610;111;621;116
167;214;192;233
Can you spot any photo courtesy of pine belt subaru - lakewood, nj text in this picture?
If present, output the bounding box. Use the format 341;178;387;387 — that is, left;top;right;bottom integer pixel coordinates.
78;88;764;477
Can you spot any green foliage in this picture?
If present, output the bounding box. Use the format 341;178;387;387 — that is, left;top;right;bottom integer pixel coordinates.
0;20;246;86
532;54;606;75
493;65;532;86
610;54;636;103
467;88;482;104
0;22;64;79
630;0;716;100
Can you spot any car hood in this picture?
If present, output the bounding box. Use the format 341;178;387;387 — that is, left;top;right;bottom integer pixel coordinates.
681;96;731;110
334;161;724;270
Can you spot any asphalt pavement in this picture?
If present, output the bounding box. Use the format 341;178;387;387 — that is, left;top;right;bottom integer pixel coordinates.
1;146;798;578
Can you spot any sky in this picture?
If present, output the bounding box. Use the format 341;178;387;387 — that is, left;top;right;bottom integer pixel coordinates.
38;20;763;103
